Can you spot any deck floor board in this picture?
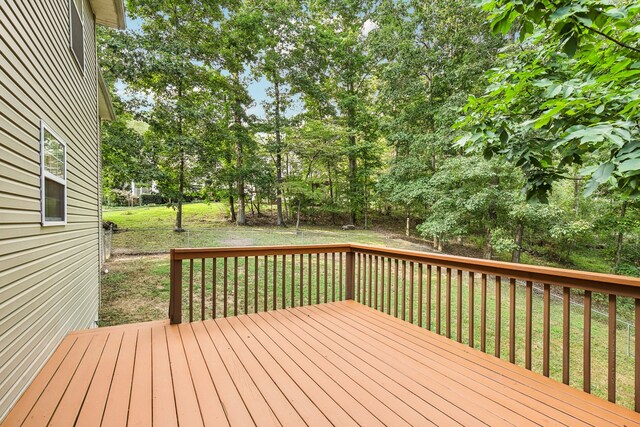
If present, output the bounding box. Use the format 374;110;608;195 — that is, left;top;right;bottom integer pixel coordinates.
3;301;640;426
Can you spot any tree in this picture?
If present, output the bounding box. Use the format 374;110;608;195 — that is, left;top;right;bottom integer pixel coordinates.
99;1;227;230
292;0;379;225
373;0;502;238
100;96;153;192
457;0;640;201
254;0;303;226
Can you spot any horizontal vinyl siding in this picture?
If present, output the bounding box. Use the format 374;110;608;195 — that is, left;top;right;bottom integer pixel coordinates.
0;0;101;420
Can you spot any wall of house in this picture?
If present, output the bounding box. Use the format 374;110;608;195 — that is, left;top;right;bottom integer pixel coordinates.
0;0;101;419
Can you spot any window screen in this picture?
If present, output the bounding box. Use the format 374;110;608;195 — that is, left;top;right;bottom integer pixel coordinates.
41;126;67;225
70;0;84;71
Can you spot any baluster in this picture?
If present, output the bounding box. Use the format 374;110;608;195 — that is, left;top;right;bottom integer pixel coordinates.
446;267;451;338
212;258;217;319
635;298;639;412
525;281;533;369
495;276;501;358
543;283;550;377
409;262;415;324
609;294;617;403
457;269;462;342
300;254;304;307
356;253;361;302
426;265;432;330
332;253;336;303
563;287;570;385
316;253;320;305
244;256;249;315
363;254;367;304
510;278;516;363
436;266;442;335
282;254;286;309
201;258;205;321
254;257;258;314
189;259;194;322
339;252;343;301
386;258;392;314
369;255;374;307
234;257;239;316
272;256;277;311
402;260;407;321
418;264;423;327
291;254;296;308
223;258;228;317
481;273;487;352
469;272;474;348
263;256;268;312
394;259;399;318
374;256;379;309
380;257;385;310
307;254;312;306
583;290;591;392
324;253;329;303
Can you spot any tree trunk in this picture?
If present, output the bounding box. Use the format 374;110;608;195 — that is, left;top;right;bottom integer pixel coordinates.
328;161;336;225
347;82;357;226
511;222;524;263
405;206;410;237
229;192;236;222
484;229;493;260
175;148;184;232
233;74;247;226
296;198;302;233
614;201;627;269
573;174;580;215
274;78;285;227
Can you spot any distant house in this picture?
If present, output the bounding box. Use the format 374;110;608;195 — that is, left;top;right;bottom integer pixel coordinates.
0;0;124;419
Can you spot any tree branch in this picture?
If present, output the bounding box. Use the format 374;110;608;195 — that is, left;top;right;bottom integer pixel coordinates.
576;21;640;54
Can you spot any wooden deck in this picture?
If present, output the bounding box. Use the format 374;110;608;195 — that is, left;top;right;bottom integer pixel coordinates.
4;301;640;426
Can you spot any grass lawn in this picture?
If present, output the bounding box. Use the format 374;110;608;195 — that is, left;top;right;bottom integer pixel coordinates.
103;202;433;255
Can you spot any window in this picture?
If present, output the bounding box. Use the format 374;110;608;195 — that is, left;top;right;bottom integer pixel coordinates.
41;123;67;226
69;0;84;72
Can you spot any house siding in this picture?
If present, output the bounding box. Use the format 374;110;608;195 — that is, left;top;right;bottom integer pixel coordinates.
0;0;102;419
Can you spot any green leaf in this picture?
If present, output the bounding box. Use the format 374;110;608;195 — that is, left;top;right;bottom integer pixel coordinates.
619;158;640;173
563;34;578;57
592;162;614;183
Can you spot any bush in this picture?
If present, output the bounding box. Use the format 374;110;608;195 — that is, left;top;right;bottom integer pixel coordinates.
103;189;130;206
616;263;640;278
140;194;167;205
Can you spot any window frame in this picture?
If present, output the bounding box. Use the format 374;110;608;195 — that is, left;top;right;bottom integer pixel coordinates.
40;121;68;227
69;0;85;74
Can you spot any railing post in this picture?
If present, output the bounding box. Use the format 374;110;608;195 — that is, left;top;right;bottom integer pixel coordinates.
345;250;355;300
169;249;183;324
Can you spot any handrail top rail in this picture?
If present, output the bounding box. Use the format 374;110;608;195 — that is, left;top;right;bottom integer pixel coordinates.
171;243;640;294
349;244;640;289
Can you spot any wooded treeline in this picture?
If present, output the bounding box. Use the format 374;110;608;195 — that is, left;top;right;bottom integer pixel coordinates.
99;0;640;274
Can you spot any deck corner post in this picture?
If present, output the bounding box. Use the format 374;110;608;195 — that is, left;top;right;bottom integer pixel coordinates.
345;250;355;300
169;249;183;324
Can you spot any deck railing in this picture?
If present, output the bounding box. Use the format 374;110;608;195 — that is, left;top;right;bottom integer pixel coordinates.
170;243;640;411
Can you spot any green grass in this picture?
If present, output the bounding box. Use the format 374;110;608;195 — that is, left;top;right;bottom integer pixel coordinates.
103;202;229;229
103;202;432;255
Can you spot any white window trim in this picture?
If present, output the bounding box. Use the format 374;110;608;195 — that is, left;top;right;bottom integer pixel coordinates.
69;0;85;74
40;121;68;227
